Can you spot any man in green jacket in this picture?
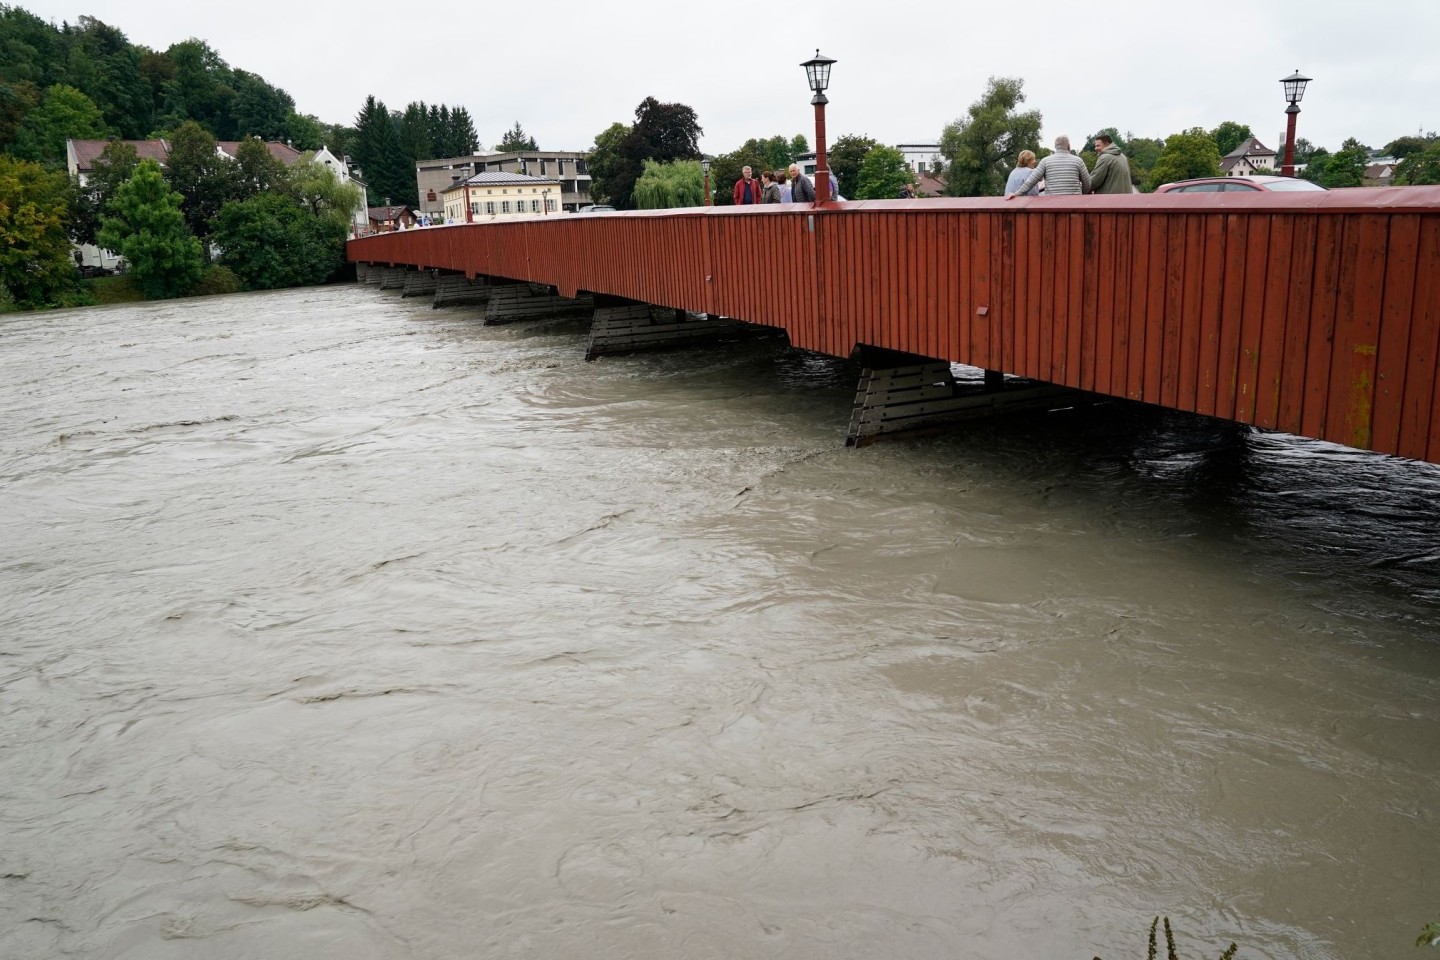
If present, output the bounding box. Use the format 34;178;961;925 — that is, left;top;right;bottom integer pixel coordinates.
1089;134;1133;194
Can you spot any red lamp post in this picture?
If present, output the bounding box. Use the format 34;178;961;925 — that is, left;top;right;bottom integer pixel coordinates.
702;159;712;206
1280;69;1311;177
801;50;836;203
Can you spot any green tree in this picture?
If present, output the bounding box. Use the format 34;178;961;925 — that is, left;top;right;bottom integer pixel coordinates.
284;159;362;233
233;136;286;198
1125;135;1164;189
827;134;879;203
496;121;537;151
64;17;153;139
212;192;343;289
228;68;294;140
281;111;325;151
1209;121;1253;158
1144;127;1221;190
397;101;430;160
449;106;478;156
1299;147;1331;185
351;95;412;206
11;84;111;166
607;97;702;210
163;120;234;244
158;39;236;139
98;158;203;299
0;154;79;308
789;134;808;159
1309;140;1367;187
633;158;704;208
938;76;1042;197
854;145;912;199
1395;142;1440;185
586;120;631;206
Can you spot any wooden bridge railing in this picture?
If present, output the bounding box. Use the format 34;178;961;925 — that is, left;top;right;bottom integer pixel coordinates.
349;189;1440;464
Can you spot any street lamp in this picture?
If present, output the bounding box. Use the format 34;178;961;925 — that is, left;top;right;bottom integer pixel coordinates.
701;159;711;207
1280;69;1311;177
800;49;836;203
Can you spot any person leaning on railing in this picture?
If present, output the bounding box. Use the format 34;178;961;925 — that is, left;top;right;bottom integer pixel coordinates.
1006;135;1091;199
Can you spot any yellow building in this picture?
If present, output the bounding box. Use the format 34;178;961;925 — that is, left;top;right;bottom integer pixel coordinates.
441;172;562;223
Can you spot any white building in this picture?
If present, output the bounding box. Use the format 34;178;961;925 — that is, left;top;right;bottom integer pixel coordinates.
897;142;942;176
1220;137;1277;177
420;151;591;216
308;145;370;236
441;172;561;223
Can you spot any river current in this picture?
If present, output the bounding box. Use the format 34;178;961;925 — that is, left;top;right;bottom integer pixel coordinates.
2;285;1438;959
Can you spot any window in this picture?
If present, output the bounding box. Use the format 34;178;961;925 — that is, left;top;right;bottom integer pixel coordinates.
545;199;556;212
558;159;566;175
486;201;495;215
531;199;540;212
470;202;480;214
918;161;927;173
502;201;510;213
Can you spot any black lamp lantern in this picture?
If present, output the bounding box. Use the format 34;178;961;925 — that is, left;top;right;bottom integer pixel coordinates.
801;50;836;104
1281;69;1311;105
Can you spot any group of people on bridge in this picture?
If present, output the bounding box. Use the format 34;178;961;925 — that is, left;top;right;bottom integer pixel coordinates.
1005;133;1134;198
732;164;840;205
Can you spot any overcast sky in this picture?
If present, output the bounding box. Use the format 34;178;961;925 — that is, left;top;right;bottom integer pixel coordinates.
23;0;1440;157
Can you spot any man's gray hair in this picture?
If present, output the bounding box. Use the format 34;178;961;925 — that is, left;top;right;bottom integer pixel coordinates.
1054;135;1071;152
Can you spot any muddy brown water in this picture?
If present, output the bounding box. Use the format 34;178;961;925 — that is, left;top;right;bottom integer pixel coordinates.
2;285;1438;959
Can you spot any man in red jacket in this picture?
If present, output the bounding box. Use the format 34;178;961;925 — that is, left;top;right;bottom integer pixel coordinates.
733;166;761;205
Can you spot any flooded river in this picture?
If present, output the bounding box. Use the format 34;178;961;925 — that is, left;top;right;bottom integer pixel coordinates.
2;285;1438;959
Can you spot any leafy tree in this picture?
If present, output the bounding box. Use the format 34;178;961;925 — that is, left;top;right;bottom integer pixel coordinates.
633;158;704;208
1340;136;1371;155
0;6;67;88
164;120;234;244
233;136;286;198
1144;127;1221;190
1209;121;1253;158
789;134;809;159
1383;135;1428;160
229;69;294;140
1126;135;1164;188
283;158;362;233
0;154;79;307
1396;142;1440;185
608;97;702;210
11;84;111;166
1303;141;1367;188
0;78;42;150
98;157;203;299
827;134;879;202
281;111;325;151
938;76;1042;197
158;39;235;139
496;121;537;152
67;139;138;246
351;95;412;206
212;192;343;289
854;145;912;199
1290;137;1316;164
64;17;152;139
1299;147;1331;184
586;120;630;204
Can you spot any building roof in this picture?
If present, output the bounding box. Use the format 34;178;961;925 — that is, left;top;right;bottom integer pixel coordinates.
368;205;413;221
440;171;561;194
68;138;171;171
217;140;304;166
1223;136;1276;159
915;173;946;197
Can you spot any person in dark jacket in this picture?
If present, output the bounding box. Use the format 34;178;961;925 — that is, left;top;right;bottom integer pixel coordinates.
733;166;762;205
788;163;816;202
1089;134;1133;194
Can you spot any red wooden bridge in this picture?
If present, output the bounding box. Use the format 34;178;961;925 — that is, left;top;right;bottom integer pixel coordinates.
348;189;1440;465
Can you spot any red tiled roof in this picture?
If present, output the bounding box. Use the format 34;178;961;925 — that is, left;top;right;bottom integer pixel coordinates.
69;139;170;171
217;140;304;166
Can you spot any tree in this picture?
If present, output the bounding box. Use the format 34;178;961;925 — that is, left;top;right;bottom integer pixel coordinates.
586;120;630;204
228;69;294;140
1396;142;1440;185
1291;137;1316;164
281;112;325;152
351;95;412;206
11;84;111;166
496;121;537;152
0;154;79;308
854;145;912;200
158;39;236;139
938;76;1042;197
98;158;203;299
633;159;704;208
212;192;343;289
607;97;702;210
1125;135;1165;189
789;134;809;160
64;17;152;139
1143;127;1221;190
234;136;286;198
163;120;234;244
283;159;362;233
1210;121;1253;158
397;101;430;160
449;106;478;156
827;134;879;202
1303;140;1367;188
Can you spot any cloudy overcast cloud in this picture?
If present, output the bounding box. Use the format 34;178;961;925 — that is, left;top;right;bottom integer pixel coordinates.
23;0;1440;156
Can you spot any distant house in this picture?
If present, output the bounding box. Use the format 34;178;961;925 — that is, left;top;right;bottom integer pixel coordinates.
440;172;560;223
1363;159;1400;187
897;142;943;176
307;145;369;235
1220;137;1277;177
417;151;591;216
367;205;416;232
217;140;303;166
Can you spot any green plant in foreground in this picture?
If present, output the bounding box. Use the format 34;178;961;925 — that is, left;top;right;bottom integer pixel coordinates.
1094;916;1237;960
1418;917;1440;948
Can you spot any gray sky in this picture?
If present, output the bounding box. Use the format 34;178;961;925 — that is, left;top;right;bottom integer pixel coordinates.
24;0;1440;156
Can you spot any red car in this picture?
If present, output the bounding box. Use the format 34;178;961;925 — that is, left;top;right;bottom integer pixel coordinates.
1154;175;1327;193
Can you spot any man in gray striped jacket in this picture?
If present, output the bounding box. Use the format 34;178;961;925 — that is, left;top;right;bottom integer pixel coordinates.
1006;135;1091;198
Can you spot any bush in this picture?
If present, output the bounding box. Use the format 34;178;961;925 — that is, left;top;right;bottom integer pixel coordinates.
195;264;240;296
84;275;144;304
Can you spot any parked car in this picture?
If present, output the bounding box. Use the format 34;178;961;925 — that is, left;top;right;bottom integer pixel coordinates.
576;204;616;214
1154;176;1328;194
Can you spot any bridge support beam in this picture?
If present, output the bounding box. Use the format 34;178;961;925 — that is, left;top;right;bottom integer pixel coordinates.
847;348;1092;448
355;262;371;283
378;267;407;290
585;300;779;361
432;274;490;308
401;268;439;298
484;283;594;326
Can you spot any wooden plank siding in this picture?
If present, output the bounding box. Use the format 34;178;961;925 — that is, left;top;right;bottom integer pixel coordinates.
351;189;1440;465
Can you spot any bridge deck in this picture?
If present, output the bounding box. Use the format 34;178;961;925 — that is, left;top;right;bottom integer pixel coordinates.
349;189;1440;465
